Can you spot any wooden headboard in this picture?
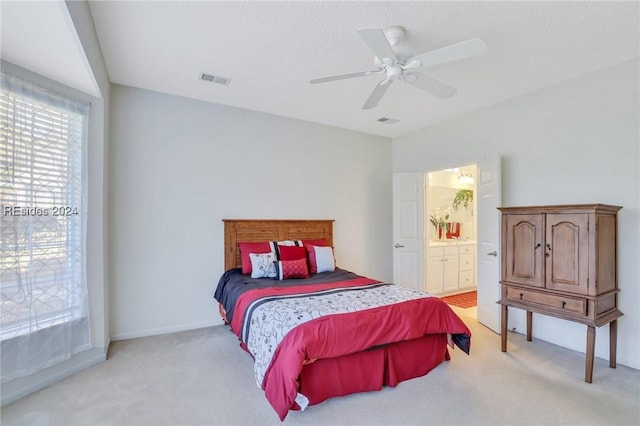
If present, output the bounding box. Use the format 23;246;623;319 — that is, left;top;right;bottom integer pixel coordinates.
223;219;334;271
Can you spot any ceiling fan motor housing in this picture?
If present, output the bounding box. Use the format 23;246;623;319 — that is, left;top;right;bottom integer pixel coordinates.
374;45;414;66
374;26;413;66
384;26;406;46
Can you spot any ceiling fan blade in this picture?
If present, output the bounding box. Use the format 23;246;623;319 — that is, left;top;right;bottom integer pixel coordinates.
408;37;487;69
310;70;380;84
358;28;398;63
362;79;392;109
405;73;457;99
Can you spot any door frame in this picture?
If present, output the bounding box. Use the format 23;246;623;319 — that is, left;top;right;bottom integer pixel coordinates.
393;156;502;333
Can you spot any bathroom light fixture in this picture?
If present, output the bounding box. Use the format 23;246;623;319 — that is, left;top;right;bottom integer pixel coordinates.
458;173;474;184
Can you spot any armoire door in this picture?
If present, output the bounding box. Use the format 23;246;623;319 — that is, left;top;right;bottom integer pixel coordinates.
504;214;544;288
545;213;589;295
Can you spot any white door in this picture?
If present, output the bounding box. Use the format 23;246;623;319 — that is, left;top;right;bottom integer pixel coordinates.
476;156;502;333
392;173;425;290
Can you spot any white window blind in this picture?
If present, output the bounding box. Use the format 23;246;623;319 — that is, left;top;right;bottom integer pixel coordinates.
1;69;90;381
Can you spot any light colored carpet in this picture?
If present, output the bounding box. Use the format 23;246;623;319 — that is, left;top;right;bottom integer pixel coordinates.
2;307;638;426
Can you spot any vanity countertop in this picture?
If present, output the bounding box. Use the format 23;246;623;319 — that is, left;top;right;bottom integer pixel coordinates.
429;240;477;247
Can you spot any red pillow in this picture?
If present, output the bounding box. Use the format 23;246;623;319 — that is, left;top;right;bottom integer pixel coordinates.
275;258;310;280
302;239;327;247
277;245;307;261
238;242;272;274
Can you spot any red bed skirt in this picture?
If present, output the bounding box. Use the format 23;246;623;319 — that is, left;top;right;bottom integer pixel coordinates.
298;333;449;406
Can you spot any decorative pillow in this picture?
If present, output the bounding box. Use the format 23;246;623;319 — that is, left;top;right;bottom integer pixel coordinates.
277;245;307;261
238;242;272;274
270;240;301;258
249;252;277;279
274;258;310;280
274;240;303;247
307;245;336;274
302;239;327;247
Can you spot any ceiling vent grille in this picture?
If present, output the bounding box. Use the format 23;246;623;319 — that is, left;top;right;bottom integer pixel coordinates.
200;73;231;86
376;117;399;124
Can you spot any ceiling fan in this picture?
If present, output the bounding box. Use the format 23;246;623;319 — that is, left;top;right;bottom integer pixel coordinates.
310;26;487;109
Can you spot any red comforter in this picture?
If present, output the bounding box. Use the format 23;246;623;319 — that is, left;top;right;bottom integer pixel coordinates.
227;277;472;420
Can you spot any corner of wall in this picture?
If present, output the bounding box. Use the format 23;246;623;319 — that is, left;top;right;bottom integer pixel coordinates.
63;0;112;348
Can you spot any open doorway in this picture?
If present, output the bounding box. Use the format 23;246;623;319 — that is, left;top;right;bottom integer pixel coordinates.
392;156;501;330
426;164;478;319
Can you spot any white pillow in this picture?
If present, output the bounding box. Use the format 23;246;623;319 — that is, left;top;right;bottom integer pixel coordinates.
313;246;335;273
249;252;277;278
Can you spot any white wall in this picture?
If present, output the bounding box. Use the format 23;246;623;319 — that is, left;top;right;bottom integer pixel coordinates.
1;1;112;405
66;0;111;352
393;59;640;369
109;85;392;340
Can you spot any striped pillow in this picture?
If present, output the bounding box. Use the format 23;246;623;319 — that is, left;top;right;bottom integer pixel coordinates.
271;240;302;259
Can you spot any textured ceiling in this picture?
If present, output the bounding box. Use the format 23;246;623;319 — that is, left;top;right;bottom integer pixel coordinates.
3;2;638;138
86;1;639;137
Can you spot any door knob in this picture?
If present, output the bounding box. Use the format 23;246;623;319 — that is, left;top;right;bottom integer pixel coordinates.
394;243;405;248
486;251;498;257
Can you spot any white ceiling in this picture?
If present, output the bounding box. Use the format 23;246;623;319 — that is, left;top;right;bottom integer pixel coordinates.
0;1;100;98
3;2;639;138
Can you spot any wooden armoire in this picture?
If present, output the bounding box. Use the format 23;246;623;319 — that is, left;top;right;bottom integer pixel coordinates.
498;204;622;383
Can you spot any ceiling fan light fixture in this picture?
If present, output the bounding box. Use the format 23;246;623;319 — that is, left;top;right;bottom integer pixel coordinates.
386;66;402;80
403;59;422;70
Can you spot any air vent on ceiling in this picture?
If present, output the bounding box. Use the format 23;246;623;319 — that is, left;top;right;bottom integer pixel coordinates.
200;73;231;86
376;117;399;124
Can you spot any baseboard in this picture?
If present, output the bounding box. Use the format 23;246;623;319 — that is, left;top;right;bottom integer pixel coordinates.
1;347;106;407
110;320;220;342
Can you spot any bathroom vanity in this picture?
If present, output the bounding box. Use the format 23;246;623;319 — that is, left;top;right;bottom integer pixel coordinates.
426;240;476;295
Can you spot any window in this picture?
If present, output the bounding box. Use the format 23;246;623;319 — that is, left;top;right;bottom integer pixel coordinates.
1;68;90;381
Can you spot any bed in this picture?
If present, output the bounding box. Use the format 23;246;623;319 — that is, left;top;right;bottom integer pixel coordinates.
214;219;471;420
